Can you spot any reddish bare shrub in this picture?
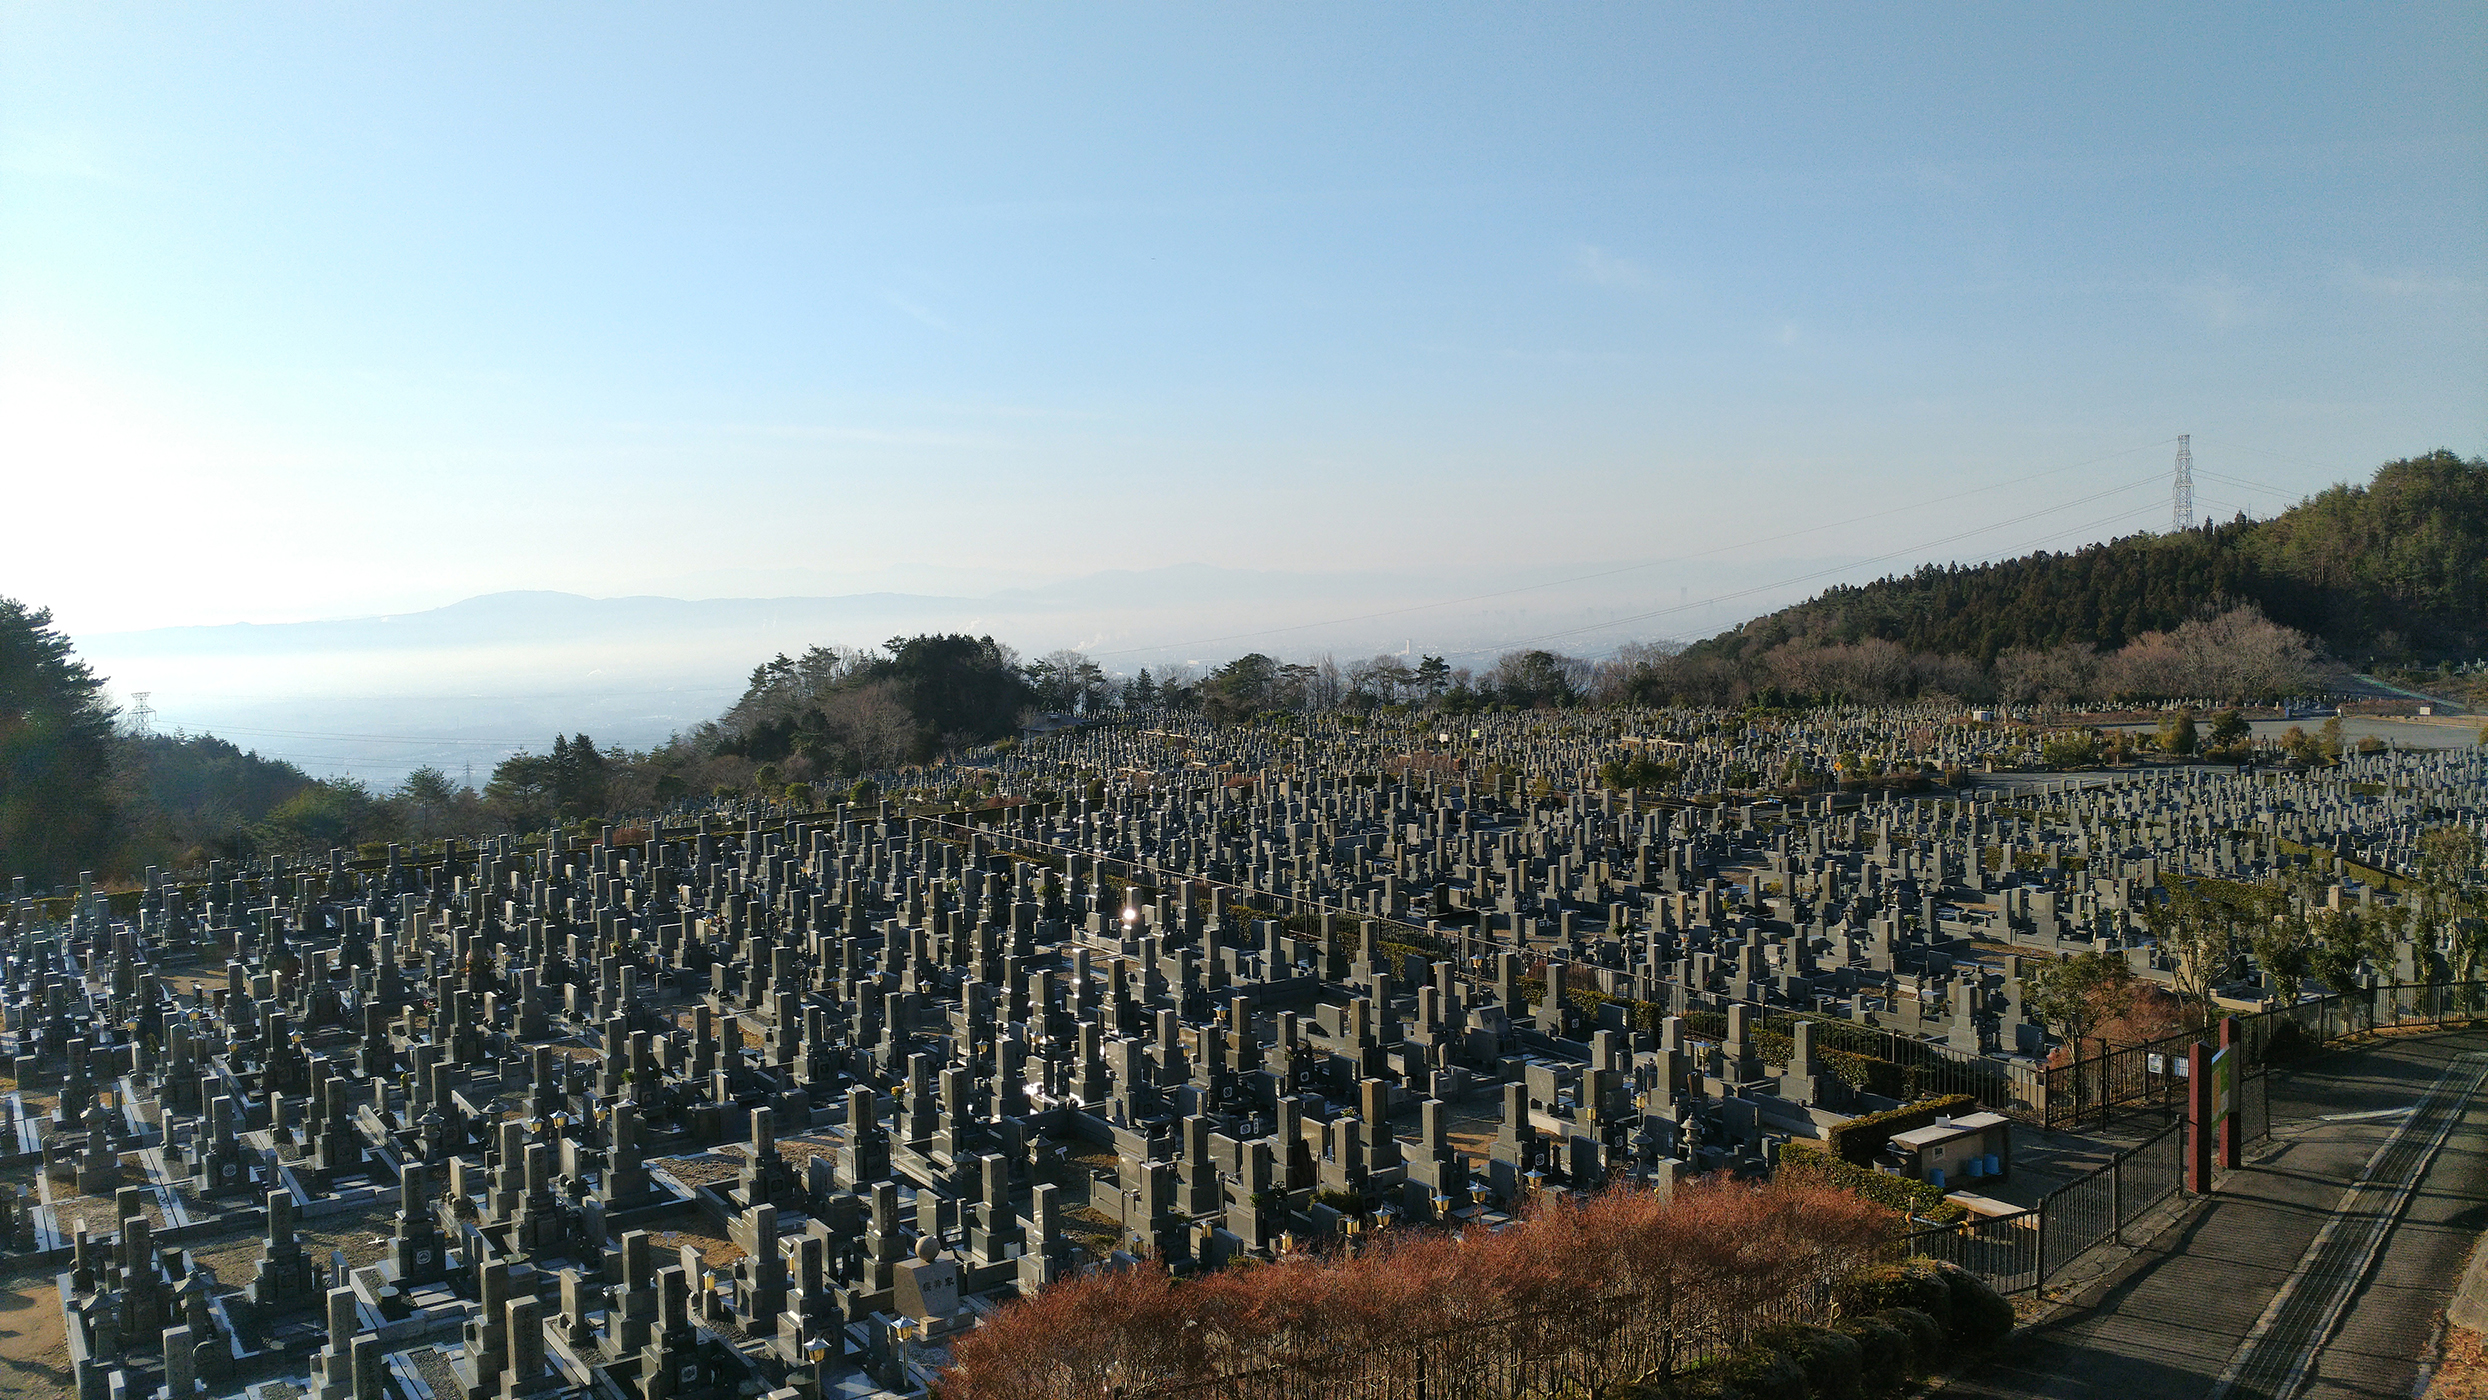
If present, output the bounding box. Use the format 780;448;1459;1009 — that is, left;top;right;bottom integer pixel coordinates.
942;1260;1193;1400
941;1173;1903;1400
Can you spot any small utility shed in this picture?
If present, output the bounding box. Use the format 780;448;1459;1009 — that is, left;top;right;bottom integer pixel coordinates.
1883;1111;2011;1187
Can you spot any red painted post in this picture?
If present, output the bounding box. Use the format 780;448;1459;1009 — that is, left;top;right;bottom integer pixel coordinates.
2218;1017;2241;1170
2187;1041;2212;1193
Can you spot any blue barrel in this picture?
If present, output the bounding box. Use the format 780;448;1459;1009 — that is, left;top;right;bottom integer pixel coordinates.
1928;1168;1945;1190
1985;1153;2001;1177
1963;1156;1983;1179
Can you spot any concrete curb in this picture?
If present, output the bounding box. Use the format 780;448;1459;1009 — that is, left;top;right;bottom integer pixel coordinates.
2450;1228;2488;1332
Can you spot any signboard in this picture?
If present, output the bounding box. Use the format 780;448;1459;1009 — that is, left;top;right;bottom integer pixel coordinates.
2210;1045;2236;1119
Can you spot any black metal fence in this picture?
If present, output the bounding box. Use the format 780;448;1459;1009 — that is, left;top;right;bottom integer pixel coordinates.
1902;1208;2041;1295
2041;981;2488;1129
1812;1018;2043;1117
1910;975;2486;1297
1901;1094;2205;1296
2237;1060;2269;1147
1684;1009;2043;1118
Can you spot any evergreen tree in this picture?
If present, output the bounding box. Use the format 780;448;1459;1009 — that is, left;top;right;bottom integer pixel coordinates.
0;598;118;886
1201;654;1278;722
2158;708;2200;756
485;732;611;828
871;635;1032;746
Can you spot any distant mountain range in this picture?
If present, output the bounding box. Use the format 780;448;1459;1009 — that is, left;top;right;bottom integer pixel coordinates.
89;449;2479;788
80;557;1821;782
42;450;2483;794
88;558;1833;685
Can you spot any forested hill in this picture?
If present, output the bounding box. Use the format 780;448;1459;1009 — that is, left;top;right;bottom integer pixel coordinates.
1686;451;2487;667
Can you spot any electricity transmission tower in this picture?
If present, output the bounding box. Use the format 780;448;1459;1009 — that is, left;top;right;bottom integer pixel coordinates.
2172;434;2194;531
131;692;153;734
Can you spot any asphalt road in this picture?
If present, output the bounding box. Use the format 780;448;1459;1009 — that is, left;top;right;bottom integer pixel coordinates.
1949;1028;2488;1400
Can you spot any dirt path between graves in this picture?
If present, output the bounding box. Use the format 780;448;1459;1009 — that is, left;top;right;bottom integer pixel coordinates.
0;1278;70;1400
177;1197;398;1292
0;1199;402;1400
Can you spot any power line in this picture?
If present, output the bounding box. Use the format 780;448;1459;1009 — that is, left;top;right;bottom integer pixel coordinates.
1088;437;2177;660
2190;494;2287;521
1449;496;2169;659
2220;441;2366;478
2193;467;2300;498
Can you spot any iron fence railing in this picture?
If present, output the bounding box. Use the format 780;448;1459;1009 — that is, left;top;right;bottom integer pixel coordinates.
2238;1062;2269;1147
2116;1113;2187;1237
2041;981;2488;1128
1901;968;2483;1295
1900;1208;2040;1295
2038;1159;2113;1285
1901;1108;2195;1296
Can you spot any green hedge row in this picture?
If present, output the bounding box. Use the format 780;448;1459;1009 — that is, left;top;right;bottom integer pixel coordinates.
1675;1010;1933;1100
1823;1094;1978;1166
1491;985;1921;1099
1776;1141;1968;1225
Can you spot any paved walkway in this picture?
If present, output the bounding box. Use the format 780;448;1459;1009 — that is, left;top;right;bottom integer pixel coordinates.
1950;1028;2488;1400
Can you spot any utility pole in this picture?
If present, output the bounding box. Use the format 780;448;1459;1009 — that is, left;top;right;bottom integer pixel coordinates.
2173;433;2195;532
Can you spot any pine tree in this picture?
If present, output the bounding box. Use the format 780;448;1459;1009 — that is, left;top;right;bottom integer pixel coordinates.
0;598;119;886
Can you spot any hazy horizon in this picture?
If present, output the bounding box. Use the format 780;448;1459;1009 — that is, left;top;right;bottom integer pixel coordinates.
74;554;1859;783
7;6;2483;779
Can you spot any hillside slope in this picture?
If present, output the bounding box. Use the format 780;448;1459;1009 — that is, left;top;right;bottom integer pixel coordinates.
1686;450;2486;668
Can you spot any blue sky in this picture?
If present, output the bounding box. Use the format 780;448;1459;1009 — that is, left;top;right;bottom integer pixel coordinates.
4;4;2482;642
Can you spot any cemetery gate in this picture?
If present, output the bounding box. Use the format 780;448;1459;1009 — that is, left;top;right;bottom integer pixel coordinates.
1910;978;2484;1298
2040;980;2488;1129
